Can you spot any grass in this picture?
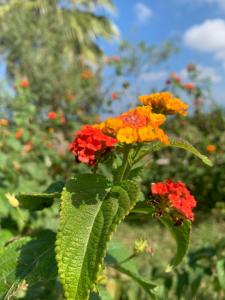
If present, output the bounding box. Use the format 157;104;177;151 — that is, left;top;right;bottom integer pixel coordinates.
109;212;225;299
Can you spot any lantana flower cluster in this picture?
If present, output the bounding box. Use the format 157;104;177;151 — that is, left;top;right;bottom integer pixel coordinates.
151;179;197;221
69;125;117;166
69;92;188;165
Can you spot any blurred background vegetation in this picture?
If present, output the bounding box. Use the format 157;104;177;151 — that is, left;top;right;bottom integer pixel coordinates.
0;0;224;299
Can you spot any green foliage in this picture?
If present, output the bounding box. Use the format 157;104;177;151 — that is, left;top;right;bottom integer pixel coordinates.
138;136;212;167
17;181;64;211
106;242;158;299
0;0;117;107
0;230;57;299
160;217;191;271
55;174;140;300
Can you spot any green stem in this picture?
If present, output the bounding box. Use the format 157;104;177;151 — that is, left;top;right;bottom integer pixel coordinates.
116;253;137;265
117;145;131;182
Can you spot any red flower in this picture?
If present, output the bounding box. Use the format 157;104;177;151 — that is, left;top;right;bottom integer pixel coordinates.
170;72;181;84
60;116;66;125
151;179;197;221
183;83;196;91
15;128;23;139
20;79;29;88
113;56;120;62
48;112;57;119
69;125;117;166
111;92;119;100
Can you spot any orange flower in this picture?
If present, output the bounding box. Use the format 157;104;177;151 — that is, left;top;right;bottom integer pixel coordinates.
207;144;216;153
23;142;33;153
66;94;76;101
81;69;93;80
20;79;29;88
96;105;169;144
0;119;9;126
15;128;23;139
139;92;188;116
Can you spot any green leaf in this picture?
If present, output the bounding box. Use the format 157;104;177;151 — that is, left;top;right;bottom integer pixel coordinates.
90;285;113;300
167;137;213;167
0;230;57;299
0;230;13;247
131;201;155;214
56;174;140;300
160;217;191;271
105;242;158;299
141;136;213;167
17;181;64;211
216;259;225;290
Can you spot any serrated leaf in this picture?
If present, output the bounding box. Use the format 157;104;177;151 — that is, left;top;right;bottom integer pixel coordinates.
0;230;57;299
160;217;191;271
17;181;64;211
56;174;140;300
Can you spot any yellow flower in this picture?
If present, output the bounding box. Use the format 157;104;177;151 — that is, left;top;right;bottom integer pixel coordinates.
155;128;170;144
139;92;188;116
117;127;138;144
138;126;156;142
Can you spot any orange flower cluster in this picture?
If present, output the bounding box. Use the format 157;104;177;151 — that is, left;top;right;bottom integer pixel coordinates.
207;144;216;153
139;92;188;116
81;69;93;80
95;105;169;144
0;119;9;126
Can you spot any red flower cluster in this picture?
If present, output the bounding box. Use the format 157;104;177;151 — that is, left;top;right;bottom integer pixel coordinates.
111;92;119;100
20;79;29;88
15;128;23;139
151;179;197;221
48;112;57;119
69;125;118;166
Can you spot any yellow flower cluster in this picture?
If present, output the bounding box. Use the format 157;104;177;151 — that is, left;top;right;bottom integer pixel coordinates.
139;92;188;116
96;105;169;144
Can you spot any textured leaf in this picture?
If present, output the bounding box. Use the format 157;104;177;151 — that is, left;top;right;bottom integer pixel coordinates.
0;230;57;299
56;174;140;300
17;181;64;211
160;217;191;271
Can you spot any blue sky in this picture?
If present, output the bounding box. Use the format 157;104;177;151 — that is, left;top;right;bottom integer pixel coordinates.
102;0;225;106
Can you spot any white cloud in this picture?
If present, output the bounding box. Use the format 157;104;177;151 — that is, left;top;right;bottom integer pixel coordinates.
140;70;167;82
135;3;152;23
184;19;225;68
180;65;221;83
